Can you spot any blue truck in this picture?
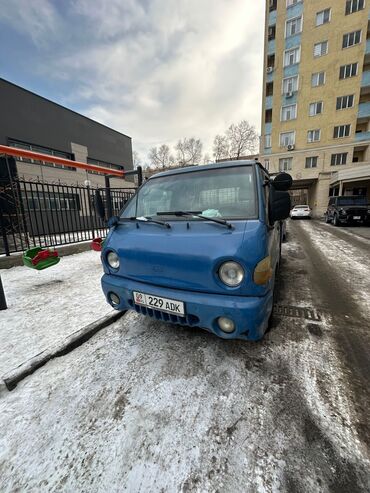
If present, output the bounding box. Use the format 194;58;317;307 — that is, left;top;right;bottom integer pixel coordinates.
99;160;292;341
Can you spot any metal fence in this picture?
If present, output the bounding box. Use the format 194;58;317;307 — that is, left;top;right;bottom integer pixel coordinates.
0;179;136;255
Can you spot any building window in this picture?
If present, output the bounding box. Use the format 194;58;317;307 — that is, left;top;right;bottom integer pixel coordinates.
282;76;299;94
345;0;365;14
311;71;325;87
279;157;292;171
342;30;362;48
333;125;351;138
331;153;348;165
284;46;301;66
265;134;272;148
309;101;323;116
264;159;270;171
336;94;355;110
307;129;321;143
314;41;328;57
280;131;295;147
87;157;124;176
305;156;318;168
316;9;331;26
285;16;302;37
281;104;297;121
287;0;302;6
339;63;358;79
8;139;76;171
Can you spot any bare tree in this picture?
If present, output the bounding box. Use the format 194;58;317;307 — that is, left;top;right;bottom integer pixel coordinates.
148;144;174;168
226;120;258;159
176;137;203;166
212;134;229;161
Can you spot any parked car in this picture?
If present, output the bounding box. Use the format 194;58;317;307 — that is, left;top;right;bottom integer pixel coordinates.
96;160;292;341
324;195;370;226
290;205;311;219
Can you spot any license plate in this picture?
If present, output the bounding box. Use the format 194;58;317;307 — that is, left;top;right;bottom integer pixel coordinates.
353;216;361;220
133;291;185;316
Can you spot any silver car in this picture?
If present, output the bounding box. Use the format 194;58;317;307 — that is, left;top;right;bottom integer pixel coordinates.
290;205;312;219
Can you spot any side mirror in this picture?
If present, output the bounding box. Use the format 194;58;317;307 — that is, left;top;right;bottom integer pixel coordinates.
269;188;291;223
94;190;105;220
107;216;119;228
272;172;292;191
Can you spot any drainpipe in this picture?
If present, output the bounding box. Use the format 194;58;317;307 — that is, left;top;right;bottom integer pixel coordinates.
338;181;343;195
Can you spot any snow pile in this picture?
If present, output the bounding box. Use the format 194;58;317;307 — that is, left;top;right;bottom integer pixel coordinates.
0;250;112;375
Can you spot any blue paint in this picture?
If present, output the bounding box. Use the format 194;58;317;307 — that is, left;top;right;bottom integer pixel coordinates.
268;39;276;55
361;70;370;87
283;64;300;78
286;2;303;18
265;95;273;109
101;161;286;341
285;34;301;50
358;101;370;119
268;10;277;26
355;131;370;142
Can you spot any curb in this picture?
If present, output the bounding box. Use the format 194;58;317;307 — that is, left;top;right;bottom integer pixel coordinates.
2;310;126;392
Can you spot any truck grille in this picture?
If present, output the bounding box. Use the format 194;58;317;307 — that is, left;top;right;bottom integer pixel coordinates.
131;302;200;326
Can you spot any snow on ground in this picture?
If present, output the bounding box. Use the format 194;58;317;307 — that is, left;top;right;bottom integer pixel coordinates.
299;220;370;313
0;223;369;492
0;250;112;376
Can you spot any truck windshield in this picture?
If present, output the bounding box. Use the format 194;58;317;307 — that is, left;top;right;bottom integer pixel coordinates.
121;166;257;220
337;196;368;206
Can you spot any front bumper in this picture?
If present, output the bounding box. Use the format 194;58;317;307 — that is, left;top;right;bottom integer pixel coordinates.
101;274;273;341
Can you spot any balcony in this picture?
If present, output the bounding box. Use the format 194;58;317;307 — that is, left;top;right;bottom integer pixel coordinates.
268;10;277;26
265;95;273;109
267;39;275;55
355;131;370;142
266;68;274;83
286;2;303;18
285;34;301;50
361;70;370;87
358;101;370;120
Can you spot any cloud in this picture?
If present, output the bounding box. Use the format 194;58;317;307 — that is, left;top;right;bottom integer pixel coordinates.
0;0;264;161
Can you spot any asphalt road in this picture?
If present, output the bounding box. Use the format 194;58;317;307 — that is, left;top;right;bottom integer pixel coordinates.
0;220;369;493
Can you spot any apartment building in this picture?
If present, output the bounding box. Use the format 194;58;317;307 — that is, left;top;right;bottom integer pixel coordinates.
261;0;370;215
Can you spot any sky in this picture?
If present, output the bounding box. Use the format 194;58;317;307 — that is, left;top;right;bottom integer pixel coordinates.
0;0;265;164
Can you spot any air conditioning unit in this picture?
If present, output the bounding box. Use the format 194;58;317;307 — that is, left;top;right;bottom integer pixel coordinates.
287;144;295;151
285;91;293;98
267;66;274;74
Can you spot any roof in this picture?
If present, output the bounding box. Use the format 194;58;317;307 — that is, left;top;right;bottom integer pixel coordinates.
150;160;258;179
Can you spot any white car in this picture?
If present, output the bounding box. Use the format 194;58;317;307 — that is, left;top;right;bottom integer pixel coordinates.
290;205;312;219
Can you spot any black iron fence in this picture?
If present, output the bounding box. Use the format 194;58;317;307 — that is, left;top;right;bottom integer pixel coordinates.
0;179;136;255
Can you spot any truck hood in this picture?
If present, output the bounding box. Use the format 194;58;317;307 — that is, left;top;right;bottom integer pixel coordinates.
103;220;269;296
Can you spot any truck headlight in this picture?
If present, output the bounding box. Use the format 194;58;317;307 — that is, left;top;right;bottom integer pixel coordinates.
107;251;120;269
219;261;244;286
339;208;347;215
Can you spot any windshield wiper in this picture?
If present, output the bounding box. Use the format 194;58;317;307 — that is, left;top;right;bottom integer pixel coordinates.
130;216;171;229
157;211;233;229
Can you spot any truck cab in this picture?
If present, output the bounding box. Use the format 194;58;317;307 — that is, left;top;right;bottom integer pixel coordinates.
100;160;291;341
